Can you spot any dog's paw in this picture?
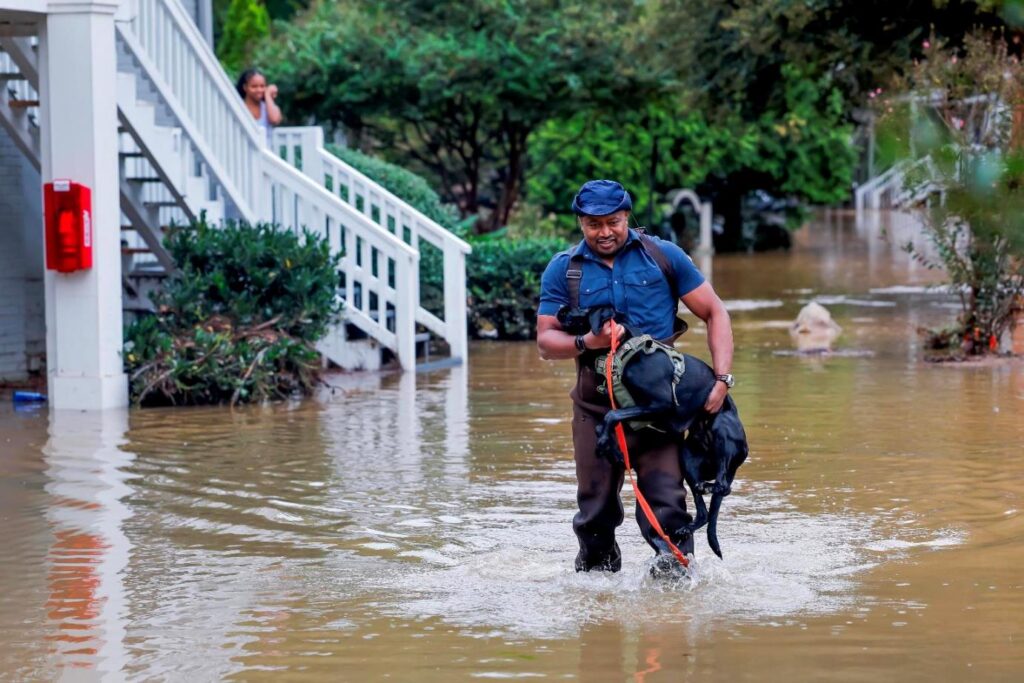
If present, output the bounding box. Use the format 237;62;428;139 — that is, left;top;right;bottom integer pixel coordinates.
706;481;732;496
698;481;732;496
595;429;624;466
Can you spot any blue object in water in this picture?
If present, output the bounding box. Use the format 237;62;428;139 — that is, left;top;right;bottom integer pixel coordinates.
12;391;47;403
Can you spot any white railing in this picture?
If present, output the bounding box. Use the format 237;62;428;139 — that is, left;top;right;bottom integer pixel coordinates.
116;0;470;367
0;50;40;166
893;156;943;208
261;153;420;368
273;127;471;362
855;160;908;211
118;0;261;221
856;156;944;212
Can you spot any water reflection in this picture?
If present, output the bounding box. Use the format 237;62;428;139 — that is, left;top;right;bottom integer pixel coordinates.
1;210;1023;680
43;410;132;679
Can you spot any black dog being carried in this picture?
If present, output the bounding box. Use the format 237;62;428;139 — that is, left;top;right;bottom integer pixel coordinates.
557;304;749;558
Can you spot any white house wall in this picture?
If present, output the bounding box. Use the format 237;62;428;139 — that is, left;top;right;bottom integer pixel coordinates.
0;126;44;382
0;1;46;12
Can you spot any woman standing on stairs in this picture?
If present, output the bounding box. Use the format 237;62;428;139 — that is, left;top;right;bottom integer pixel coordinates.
236;68;283;147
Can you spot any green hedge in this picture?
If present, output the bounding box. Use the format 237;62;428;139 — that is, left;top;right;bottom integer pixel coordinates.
466;234;569;340
124;219;341;406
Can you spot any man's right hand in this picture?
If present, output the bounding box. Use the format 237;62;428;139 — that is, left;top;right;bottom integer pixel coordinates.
586;319;626;350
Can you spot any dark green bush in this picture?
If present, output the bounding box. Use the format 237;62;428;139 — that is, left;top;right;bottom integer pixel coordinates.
124;220;342;406
466;234;569;340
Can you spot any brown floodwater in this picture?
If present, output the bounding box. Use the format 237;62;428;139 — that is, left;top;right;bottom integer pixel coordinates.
2;210;1023;681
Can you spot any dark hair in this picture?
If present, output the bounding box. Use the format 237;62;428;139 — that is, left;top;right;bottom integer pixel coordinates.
236;68;265;99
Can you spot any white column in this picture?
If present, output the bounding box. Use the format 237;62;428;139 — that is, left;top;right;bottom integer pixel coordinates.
39;0;127;409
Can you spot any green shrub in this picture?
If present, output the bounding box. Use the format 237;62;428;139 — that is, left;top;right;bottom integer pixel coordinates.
466;234;569;340
124;220;342;406
884;32;1024;357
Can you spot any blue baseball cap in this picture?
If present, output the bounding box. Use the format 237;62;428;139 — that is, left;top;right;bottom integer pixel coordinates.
571;179;632;216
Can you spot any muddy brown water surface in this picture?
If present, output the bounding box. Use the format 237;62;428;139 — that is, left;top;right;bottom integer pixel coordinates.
2;211;1023;681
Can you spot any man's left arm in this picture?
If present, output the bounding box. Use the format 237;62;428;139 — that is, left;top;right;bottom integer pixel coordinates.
680;282;733;413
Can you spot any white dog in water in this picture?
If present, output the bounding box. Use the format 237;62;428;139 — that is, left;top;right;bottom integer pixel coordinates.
790;302;842;352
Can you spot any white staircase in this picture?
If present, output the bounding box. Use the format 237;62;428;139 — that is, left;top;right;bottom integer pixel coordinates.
0;0;470;371
855;155;945;213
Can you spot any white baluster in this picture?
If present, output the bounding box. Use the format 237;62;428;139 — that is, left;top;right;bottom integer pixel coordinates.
443;239;468;362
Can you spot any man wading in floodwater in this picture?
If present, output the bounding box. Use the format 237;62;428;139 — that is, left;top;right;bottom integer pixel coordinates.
536;179;735;576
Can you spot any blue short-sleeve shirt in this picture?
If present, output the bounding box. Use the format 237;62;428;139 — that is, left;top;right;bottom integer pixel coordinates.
538;229;705;340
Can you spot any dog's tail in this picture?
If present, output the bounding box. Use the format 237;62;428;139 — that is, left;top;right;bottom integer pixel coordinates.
707;491;725;559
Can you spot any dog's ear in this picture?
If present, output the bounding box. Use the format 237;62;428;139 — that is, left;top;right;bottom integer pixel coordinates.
588;307;617;335
557;306;592;335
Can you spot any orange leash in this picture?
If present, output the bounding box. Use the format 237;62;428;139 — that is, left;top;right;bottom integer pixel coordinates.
605;320;690;569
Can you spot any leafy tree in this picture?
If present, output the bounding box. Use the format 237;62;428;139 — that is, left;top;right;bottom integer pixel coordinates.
214;0;306;46
258;0;657;232
659;0;1007;117
217;0;271;75
624;0;1008;248
526;66;856;250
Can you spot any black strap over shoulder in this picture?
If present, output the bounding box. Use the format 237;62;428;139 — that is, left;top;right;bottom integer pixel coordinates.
566;255;584;314
635;230;676;291
565;228;685;334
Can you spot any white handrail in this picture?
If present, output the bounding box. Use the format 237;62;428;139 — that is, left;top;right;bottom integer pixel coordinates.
856;155;946;212
116;0;465;368
894;156;942;207
273;128;473;253
273;127;471;362
119;0;263;220
855;160;907;211
260;151;420;368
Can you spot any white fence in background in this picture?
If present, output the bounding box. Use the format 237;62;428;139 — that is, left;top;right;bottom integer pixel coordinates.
115;0;470;368
855;155;944;213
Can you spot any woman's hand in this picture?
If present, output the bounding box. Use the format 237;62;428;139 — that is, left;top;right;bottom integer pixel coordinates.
266;84;279;100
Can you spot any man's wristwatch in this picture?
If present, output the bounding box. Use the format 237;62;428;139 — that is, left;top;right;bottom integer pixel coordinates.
715;373;735;389
574;335;588;354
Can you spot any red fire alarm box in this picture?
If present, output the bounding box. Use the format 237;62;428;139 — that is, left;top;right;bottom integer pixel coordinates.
44;179;93;273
